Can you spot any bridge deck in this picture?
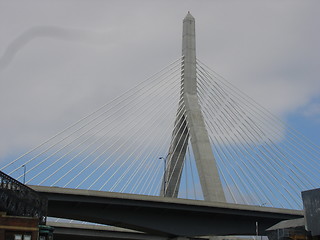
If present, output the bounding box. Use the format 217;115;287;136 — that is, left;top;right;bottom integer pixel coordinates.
48;221;169;240
31;185;303;237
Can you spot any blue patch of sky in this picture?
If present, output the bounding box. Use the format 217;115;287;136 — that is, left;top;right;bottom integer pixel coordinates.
286;98;320;147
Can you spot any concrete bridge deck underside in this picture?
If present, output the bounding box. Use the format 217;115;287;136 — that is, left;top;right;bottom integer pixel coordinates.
31;185;303;238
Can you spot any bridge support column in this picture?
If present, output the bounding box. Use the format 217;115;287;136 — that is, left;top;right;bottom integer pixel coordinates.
163;12;226;202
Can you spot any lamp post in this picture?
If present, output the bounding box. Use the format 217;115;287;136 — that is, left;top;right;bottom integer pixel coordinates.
159;157;166;196
22;165;26;184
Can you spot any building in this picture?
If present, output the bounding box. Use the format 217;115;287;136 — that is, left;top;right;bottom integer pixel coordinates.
0;212;39;240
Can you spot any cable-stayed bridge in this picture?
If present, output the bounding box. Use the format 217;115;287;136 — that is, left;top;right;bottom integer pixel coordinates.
1;12;319;239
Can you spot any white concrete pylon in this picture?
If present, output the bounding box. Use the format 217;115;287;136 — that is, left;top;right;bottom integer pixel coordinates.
163;12;226;202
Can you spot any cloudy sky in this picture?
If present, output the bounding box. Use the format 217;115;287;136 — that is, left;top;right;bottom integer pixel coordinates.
0;0;319;162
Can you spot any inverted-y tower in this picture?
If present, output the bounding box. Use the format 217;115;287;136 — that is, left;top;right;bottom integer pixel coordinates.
162;12;226;202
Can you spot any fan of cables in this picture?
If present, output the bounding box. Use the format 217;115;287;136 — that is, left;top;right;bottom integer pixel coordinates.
1;57;320;210
196;59;320;209
1;57;185;196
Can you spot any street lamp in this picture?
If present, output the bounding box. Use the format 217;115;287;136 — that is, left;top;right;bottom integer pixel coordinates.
21;165;26;184
159;157;166;196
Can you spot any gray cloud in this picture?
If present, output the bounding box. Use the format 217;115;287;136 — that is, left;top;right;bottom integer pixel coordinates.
0;0;319;160
0;26;114;70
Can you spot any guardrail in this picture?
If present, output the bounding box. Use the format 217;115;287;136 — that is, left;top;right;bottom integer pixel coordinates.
0;170;47;224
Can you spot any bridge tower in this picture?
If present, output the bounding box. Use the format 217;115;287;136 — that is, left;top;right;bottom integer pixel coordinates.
162;12;226;202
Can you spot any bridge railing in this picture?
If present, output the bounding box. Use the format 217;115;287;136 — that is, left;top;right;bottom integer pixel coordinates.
0;170;47;224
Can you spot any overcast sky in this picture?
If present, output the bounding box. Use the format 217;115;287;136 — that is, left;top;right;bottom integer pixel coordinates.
0;0;319;162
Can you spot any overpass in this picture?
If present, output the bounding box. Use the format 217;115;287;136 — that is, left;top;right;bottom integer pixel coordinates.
49;222;258;240
49;221;208;240
31;185;303;238
49;222;169;240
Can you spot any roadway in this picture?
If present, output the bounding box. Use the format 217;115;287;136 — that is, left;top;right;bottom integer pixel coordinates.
49;221;208;240
31;186;303;238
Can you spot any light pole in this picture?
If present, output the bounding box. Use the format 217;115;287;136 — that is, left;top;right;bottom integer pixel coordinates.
159;157;166;196
22;165;26;184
